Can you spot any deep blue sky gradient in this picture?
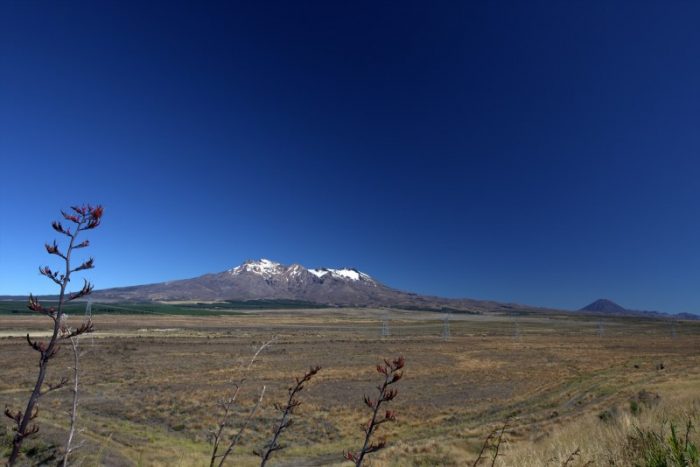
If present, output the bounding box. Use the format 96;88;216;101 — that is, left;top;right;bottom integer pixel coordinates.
1;2;699;313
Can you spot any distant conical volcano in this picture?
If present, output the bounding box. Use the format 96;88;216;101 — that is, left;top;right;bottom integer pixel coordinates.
578;299;697;320
580;299;628;313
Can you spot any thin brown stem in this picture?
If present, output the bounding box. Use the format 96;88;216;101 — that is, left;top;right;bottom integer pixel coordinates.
258;366;321;467
209;338;275;467
472;430;496;467
62;337;80;467
490;419;509;467
470;418;510;467
216;385;266;467
561;447;580;467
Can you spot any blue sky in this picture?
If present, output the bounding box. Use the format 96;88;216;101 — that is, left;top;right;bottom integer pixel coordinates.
1;1;699;314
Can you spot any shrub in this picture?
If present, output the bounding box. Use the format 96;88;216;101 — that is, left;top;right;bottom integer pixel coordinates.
626;419;699;466
631;400;642;416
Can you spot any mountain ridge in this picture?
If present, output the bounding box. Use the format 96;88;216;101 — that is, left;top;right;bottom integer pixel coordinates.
86;258;538;313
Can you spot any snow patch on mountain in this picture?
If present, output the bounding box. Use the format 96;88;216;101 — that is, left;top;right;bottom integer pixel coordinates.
308;268;327;279
308;268;372;282
331;269;362;280
287;264;305;277
229;258;284;278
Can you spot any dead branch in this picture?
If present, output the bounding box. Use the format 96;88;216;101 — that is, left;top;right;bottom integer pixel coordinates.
209;338;275;467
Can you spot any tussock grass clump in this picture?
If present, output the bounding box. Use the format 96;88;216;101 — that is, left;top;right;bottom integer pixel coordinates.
626;420;699;466
502;392;700;466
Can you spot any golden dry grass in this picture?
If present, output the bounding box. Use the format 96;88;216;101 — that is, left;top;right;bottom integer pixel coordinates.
1;308;699;466
501;386;700;466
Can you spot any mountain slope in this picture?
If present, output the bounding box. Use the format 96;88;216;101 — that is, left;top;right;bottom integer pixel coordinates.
90;259;526;313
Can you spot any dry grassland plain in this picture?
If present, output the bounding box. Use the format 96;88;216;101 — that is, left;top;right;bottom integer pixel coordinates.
1;308;699;466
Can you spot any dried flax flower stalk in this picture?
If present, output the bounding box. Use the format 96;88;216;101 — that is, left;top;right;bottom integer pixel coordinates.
344;356;405;466
5;205;102;466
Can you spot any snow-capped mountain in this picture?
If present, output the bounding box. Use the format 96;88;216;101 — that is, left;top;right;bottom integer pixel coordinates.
90;258;516;312
92;259;385;304
228;259;375;285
